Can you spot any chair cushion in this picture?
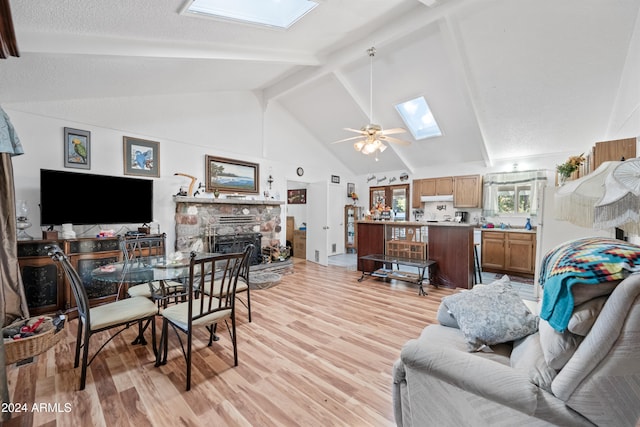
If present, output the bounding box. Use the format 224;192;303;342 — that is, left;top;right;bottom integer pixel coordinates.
567;295;607;336
510;332;557;392
127;280;185;299
538;296;607;370
161;299;232;330
538;319;583;370
200;279;247;297
571;280;620;306
89;296;157;330
442;275;539;351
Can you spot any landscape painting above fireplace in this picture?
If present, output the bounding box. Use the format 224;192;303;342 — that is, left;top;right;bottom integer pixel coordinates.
205;155;259;194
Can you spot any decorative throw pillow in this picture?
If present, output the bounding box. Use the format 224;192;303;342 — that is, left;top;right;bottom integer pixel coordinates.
442;277;539;352
538;319;583;370
511;332;557;392
436;301;459;328
567;296;607;336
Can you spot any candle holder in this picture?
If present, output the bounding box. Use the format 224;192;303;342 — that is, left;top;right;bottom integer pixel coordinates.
16;200;34;241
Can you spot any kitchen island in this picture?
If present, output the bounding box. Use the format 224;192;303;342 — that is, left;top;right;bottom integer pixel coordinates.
356;220;474;290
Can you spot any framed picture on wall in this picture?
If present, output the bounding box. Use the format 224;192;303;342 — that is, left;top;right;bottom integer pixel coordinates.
205;155;259;194
64;127;91;169
347;182;355;197
123;136;160;177
287;189;307;204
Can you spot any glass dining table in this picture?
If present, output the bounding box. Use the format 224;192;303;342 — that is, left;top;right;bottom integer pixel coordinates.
91;252;218;347
91;252;226;303
91;254;195;288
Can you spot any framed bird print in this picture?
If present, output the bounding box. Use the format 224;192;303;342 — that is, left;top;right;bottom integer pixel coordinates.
64;127;91;169
123;136;160;178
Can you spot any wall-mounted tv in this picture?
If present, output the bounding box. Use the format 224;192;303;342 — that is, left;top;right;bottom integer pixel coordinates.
40;169;154;226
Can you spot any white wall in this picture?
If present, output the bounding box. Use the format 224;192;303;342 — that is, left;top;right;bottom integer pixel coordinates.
5;91;354;249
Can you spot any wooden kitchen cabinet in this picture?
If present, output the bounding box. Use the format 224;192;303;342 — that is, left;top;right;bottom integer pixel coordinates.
592;137;636;170
505;233;536;275
480;231;506;270
481;230;536;277
425;177;454;196
413;177;454;208
414;176;482;208
453;174;482;208
412;179;423;208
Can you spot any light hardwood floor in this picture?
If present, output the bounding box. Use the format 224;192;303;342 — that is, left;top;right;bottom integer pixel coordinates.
5;260;456;427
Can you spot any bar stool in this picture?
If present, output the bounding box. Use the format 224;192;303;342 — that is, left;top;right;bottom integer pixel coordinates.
473;243;482;285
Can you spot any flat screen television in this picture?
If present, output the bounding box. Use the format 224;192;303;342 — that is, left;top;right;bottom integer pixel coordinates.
40;169;154;226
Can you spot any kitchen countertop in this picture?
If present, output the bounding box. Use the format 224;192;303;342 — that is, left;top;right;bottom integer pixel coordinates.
356;220;474;227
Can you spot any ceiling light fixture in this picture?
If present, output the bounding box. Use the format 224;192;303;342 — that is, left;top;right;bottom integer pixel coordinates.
331;46;410;160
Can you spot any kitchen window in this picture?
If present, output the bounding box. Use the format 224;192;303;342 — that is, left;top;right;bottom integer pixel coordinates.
497;185;531;214
483;170;547;217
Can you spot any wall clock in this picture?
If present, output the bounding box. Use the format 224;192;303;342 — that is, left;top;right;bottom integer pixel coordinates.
296;167;304;176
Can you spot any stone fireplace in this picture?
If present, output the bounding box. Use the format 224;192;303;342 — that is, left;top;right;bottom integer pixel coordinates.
173;196;284;262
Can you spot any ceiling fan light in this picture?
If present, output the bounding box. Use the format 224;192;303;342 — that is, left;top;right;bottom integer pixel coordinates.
354;141;365;151
362;142;376;154
379;143;387;152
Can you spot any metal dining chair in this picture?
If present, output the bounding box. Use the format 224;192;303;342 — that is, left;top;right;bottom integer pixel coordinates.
200;244;254;322
120;233;186;308
155;247;251;390
47;244;158;390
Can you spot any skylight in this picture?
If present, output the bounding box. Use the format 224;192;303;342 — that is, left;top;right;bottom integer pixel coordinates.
183;0;319;29
395;96;442;140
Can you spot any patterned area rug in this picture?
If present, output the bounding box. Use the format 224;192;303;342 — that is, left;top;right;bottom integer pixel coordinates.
249;272;282;290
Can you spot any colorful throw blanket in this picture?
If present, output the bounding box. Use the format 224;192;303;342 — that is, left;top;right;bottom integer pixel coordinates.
539;237;640;331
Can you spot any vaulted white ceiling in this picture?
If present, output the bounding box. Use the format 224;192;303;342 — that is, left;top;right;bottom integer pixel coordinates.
2;0;639;175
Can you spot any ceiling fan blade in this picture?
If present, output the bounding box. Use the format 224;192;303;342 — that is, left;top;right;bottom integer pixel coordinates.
380;127;407;135
380;135;411;146
343;127;366;134
331;136;365;144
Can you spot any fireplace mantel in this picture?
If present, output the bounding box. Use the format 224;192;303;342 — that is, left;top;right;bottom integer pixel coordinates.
173;196;283;253
174;196;284;206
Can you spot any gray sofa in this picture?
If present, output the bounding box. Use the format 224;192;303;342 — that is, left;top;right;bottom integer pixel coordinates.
392;272;640;427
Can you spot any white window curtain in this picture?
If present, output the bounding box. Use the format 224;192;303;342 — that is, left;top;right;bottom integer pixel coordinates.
482;170;548;217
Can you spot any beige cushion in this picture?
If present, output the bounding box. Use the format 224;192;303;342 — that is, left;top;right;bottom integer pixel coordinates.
89;296;157;330
538;296;609;370
200;278;247;297
567;296;607;336
538;319;583;370
571;280;620;305
161;298;232;330
128;280;184;299
510;332;557;392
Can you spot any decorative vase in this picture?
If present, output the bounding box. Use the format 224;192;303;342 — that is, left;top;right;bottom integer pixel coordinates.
559;174;569;186
213;188;220;198
525;218;532;230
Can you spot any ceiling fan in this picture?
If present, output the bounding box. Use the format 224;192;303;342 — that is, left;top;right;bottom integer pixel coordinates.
332;46;411;157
